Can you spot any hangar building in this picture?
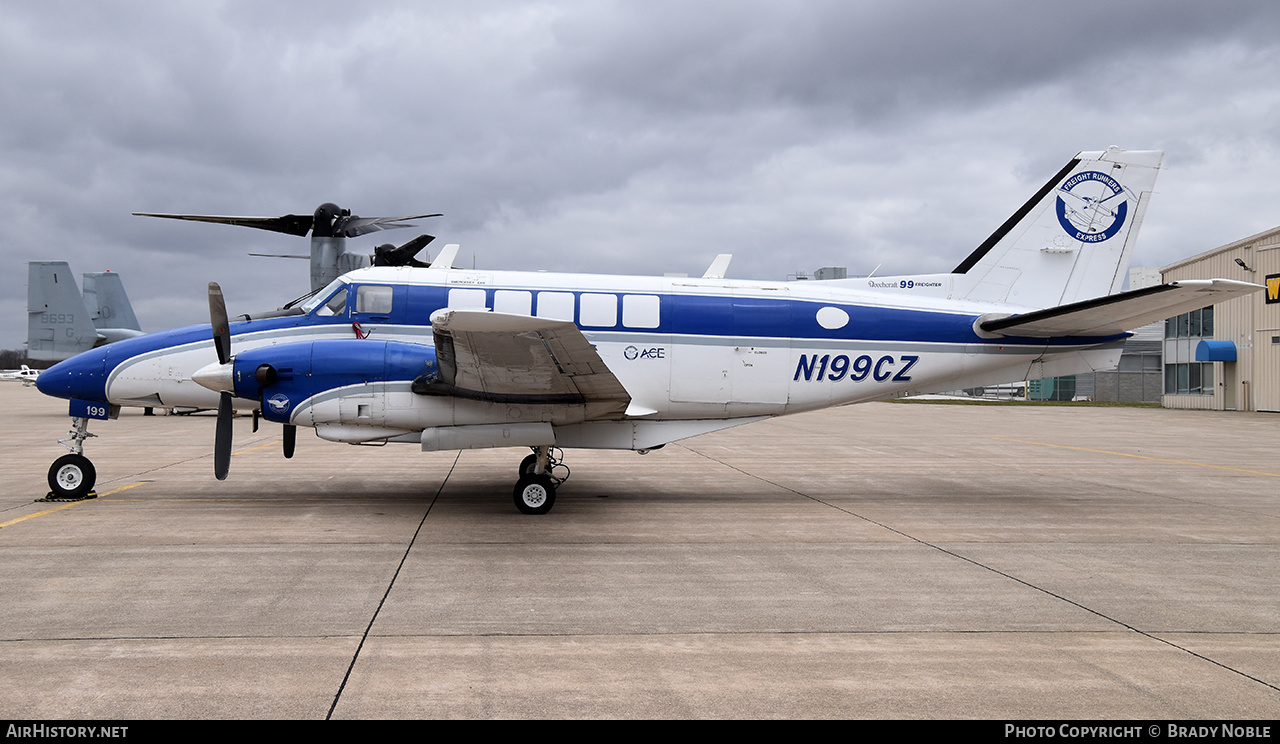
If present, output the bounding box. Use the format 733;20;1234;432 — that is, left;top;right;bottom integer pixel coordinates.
1161;225;1280;412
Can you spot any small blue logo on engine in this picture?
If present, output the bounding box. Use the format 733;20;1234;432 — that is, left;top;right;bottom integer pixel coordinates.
267;393;290;413
1056;170;1129;243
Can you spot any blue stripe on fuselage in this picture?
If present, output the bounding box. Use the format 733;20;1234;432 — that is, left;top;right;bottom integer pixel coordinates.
392;283;1126;347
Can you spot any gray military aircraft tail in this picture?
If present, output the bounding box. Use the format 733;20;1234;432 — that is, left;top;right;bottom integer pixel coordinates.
27;262;144;361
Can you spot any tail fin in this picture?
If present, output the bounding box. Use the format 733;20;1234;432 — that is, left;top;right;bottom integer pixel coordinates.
952;147;1163;307
27;261;100;361
83;271;141;332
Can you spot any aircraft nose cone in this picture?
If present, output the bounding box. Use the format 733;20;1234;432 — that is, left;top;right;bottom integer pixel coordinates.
192;361;235;394
35;351;107;402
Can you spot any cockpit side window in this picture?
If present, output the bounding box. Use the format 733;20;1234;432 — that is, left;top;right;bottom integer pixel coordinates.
300;278;347;314
315;288;349;317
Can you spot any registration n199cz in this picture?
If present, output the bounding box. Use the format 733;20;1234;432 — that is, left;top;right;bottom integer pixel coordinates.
793;354;919;382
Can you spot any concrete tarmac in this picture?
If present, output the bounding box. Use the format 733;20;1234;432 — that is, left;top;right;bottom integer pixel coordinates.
1;383;1277;719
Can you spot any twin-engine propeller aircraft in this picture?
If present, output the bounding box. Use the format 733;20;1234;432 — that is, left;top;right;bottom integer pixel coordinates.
38;149;1262;513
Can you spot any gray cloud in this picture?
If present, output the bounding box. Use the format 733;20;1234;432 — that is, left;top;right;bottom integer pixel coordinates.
3;1;1280;348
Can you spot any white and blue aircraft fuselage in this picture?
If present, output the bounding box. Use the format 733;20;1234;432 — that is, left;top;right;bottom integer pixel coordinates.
36;148;1262;513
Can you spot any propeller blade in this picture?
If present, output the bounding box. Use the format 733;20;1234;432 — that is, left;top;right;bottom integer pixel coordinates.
339;213;442;238
283;425;296;459
208;282;231;365
133;212;315;237
373;234;436;267
134;207;441;238
215;391;233;480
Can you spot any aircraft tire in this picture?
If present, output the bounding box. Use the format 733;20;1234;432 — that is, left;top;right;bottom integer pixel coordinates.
48;454;96;499
518;454;538;476
513;473;556;515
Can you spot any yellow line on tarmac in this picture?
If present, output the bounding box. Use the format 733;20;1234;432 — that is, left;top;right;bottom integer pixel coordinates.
233;440;280;456
99;482;149;496
993;437;1280;478
0;482;150;528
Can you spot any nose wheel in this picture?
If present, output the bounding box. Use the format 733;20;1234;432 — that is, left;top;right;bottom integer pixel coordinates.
48;454;97;500
45;416;99;501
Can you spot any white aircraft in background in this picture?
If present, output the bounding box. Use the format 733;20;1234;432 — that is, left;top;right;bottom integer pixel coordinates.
37;148;1262;512
27;262;143;361
0;365;40;386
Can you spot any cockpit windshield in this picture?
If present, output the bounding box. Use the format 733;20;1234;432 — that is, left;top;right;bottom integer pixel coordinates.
300;278;349;315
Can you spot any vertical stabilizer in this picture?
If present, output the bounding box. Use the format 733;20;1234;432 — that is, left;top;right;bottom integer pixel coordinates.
83;272;141;332
952;148;1163;308
27;261;100;361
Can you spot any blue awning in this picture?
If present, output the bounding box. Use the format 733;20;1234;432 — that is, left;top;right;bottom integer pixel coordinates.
1196;340;1236;362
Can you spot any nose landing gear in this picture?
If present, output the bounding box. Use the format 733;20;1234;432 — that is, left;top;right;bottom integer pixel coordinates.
45;417;98;501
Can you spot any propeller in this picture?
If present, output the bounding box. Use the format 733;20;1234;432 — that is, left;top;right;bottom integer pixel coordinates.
200;282;297;480
208;282;234;481
373;234;435;267
134;204;441;238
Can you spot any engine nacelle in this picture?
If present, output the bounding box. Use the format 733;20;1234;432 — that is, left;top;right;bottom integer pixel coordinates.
232;339;437;424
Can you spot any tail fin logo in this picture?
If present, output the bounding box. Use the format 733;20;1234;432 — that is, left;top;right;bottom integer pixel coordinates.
1055;170;1130;243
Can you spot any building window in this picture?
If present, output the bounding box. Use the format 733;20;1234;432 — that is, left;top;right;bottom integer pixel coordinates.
1164;362;1214;395
1165;307;1213;339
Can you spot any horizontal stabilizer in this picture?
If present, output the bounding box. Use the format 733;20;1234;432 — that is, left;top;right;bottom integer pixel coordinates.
979;279;1262;338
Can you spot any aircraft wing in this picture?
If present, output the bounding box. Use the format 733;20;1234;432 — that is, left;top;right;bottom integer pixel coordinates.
979;279;1262;338
418;310;632;419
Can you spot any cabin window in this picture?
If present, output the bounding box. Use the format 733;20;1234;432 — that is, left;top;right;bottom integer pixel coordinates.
448;288;487;310
494;290;532;316
356;285;394;314
622;294;660;328
579;293;618;327
536;292;575;321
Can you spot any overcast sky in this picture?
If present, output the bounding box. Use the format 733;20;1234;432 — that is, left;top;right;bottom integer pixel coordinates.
4;1;1280;350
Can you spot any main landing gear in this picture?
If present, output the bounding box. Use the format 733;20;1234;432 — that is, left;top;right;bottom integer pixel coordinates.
46;417;97;500
513;446;569;515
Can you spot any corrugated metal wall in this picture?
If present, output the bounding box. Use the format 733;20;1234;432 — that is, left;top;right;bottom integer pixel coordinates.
1162;226;1280;412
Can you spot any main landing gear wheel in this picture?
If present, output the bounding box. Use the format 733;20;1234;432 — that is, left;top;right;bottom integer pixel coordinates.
48;454;96;500
513;473;556;515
